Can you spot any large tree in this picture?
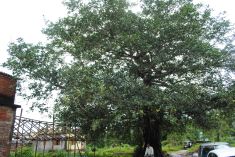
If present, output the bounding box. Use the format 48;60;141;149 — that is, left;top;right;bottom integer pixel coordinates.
4;0;235;156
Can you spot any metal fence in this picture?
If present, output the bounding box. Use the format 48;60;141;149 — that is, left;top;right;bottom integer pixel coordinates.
11;112;85;157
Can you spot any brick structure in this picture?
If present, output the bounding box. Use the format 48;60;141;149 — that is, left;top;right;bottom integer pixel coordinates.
0;72;20;157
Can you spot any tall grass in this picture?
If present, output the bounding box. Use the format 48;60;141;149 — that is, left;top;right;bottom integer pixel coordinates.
85;144;134;157
10;145;135;157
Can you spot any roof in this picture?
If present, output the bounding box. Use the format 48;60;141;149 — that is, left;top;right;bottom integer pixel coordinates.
0;104;21;108
209;147;235;157
200;142;229;147
0;72;16;80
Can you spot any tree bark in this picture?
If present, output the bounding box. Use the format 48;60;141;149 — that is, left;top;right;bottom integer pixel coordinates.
143;108;163;157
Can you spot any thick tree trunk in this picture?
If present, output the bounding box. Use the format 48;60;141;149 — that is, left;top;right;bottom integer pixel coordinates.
143;108;163;157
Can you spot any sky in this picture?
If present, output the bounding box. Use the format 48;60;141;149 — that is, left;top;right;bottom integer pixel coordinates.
0;0;235;121
0;0;66;121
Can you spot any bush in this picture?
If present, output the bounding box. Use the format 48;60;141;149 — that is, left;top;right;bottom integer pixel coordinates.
10;147;33;157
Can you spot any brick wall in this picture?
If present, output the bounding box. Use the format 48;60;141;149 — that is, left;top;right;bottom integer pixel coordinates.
0;106;15;157
0;72;16;97
0;72;19;157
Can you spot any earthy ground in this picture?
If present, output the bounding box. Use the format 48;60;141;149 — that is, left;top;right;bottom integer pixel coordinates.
168;150;198;157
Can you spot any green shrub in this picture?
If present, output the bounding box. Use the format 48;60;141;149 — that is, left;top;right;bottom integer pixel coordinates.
10;147;33;157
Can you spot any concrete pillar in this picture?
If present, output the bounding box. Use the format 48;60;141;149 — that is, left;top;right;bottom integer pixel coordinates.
0;72;20;157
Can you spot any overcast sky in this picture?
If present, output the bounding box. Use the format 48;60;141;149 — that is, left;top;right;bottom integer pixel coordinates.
0;0;235;121
0;0;66;121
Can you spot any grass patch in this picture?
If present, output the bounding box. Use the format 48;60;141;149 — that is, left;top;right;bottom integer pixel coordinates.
11;145;134;157
162;144;182;153
230;143;235;147
85;145;134;157
187;143;200;153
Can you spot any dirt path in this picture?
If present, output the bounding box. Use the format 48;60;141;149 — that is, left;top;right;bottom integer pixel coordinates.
168;150;191;157
168;150;198;157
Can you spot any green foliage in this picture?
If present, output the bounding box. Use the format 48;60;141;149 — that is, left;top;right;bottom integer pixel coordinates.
162;144;182;153
187;143;200;153
85;145;134;157
10;147;33;157
4;0;235;155
36;150;67;157
230;142;235;147
163;133;184;146
11;147;69;157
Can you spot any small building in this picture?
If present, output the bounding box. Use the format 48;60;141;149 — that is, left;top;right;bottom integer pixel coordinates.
32;134;86;152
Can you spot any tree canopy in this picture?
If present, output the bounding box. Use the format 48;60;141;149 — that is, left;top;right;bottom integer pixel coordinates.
4;0;235;156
